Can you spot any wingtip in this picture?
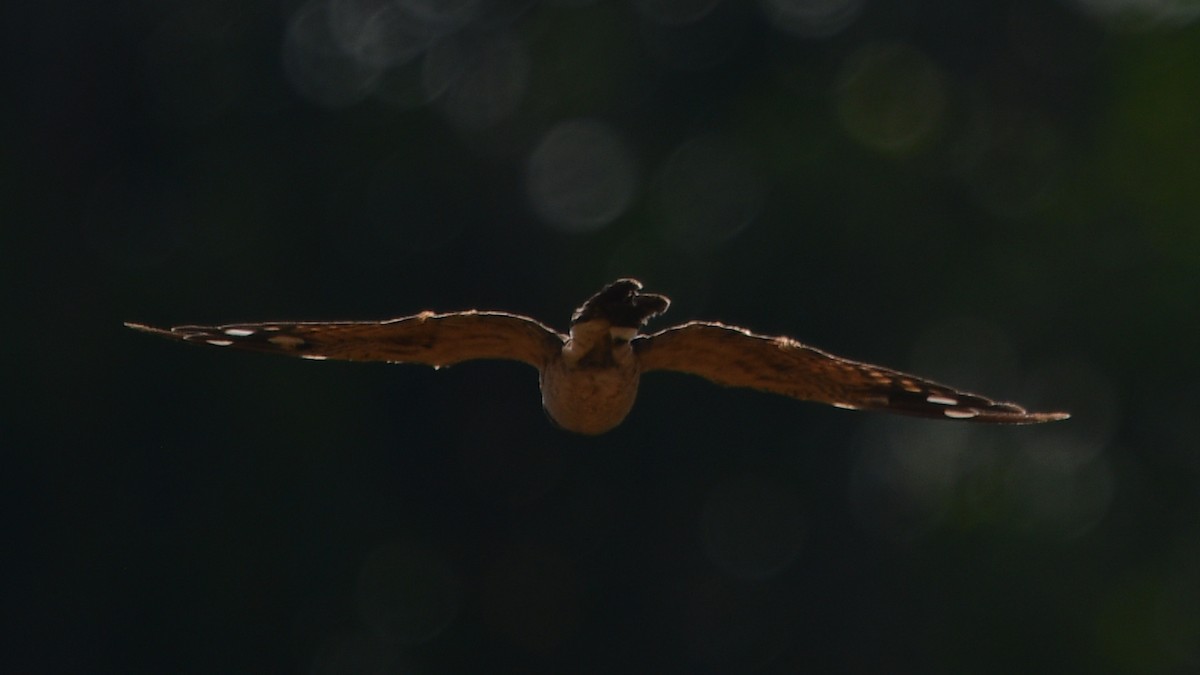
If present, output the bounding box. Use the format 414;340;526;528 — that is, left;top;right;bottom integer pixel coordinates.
124;321;178;338
991;409;1071;424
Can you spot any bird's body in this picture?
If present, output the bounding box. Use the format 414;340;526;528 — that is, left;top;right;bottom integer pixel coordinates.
127;279;1069;433
542;353;639;435
538;281;662;433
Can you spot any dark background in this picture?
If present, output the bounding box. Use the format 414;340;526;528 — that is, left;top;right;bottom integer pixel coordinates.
6;0;1200;672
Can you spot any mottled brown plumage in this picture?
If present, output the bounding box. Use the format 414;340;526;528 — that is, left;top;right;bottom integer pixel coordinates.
127;278;1068;433
127;311;562;368
635;322;1066;424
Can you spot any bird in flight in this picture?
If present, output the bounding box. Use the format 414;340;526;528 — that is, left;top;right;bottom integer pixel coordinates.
127;278;1068;434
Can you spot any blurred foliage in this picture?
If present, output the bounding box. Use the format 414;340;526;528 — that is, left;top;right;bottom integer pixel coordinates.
5;0;1199;672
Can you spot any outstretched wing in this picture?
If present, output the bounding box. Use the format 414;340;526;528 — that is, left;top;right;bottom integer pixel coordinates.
635;322;1068;424
126;311;565;369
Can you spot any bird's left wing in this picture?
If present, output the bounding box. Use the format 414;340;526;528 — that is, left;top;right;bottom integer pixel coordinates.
635;321;1068;424
126;311;565;370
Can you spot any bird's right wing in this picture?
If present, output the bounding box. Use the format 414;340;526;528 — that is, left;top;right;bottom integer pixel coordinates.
126;311;566;370
635;321;1068;424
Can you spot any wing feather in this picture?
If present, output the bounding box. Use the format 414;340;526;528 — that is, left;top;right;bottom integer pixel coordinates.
635;322;1068;424
126;311;565;369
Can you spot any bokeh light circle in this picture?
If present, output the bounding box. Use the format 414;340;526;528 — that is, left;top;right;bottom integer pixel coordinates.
758;0;864;38
834;42;947;155
527;119;639;233
655;136;765;251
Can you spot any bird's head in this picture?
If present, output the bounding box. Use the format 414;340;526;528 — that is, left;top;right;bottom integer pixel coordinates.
571;278;670;330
